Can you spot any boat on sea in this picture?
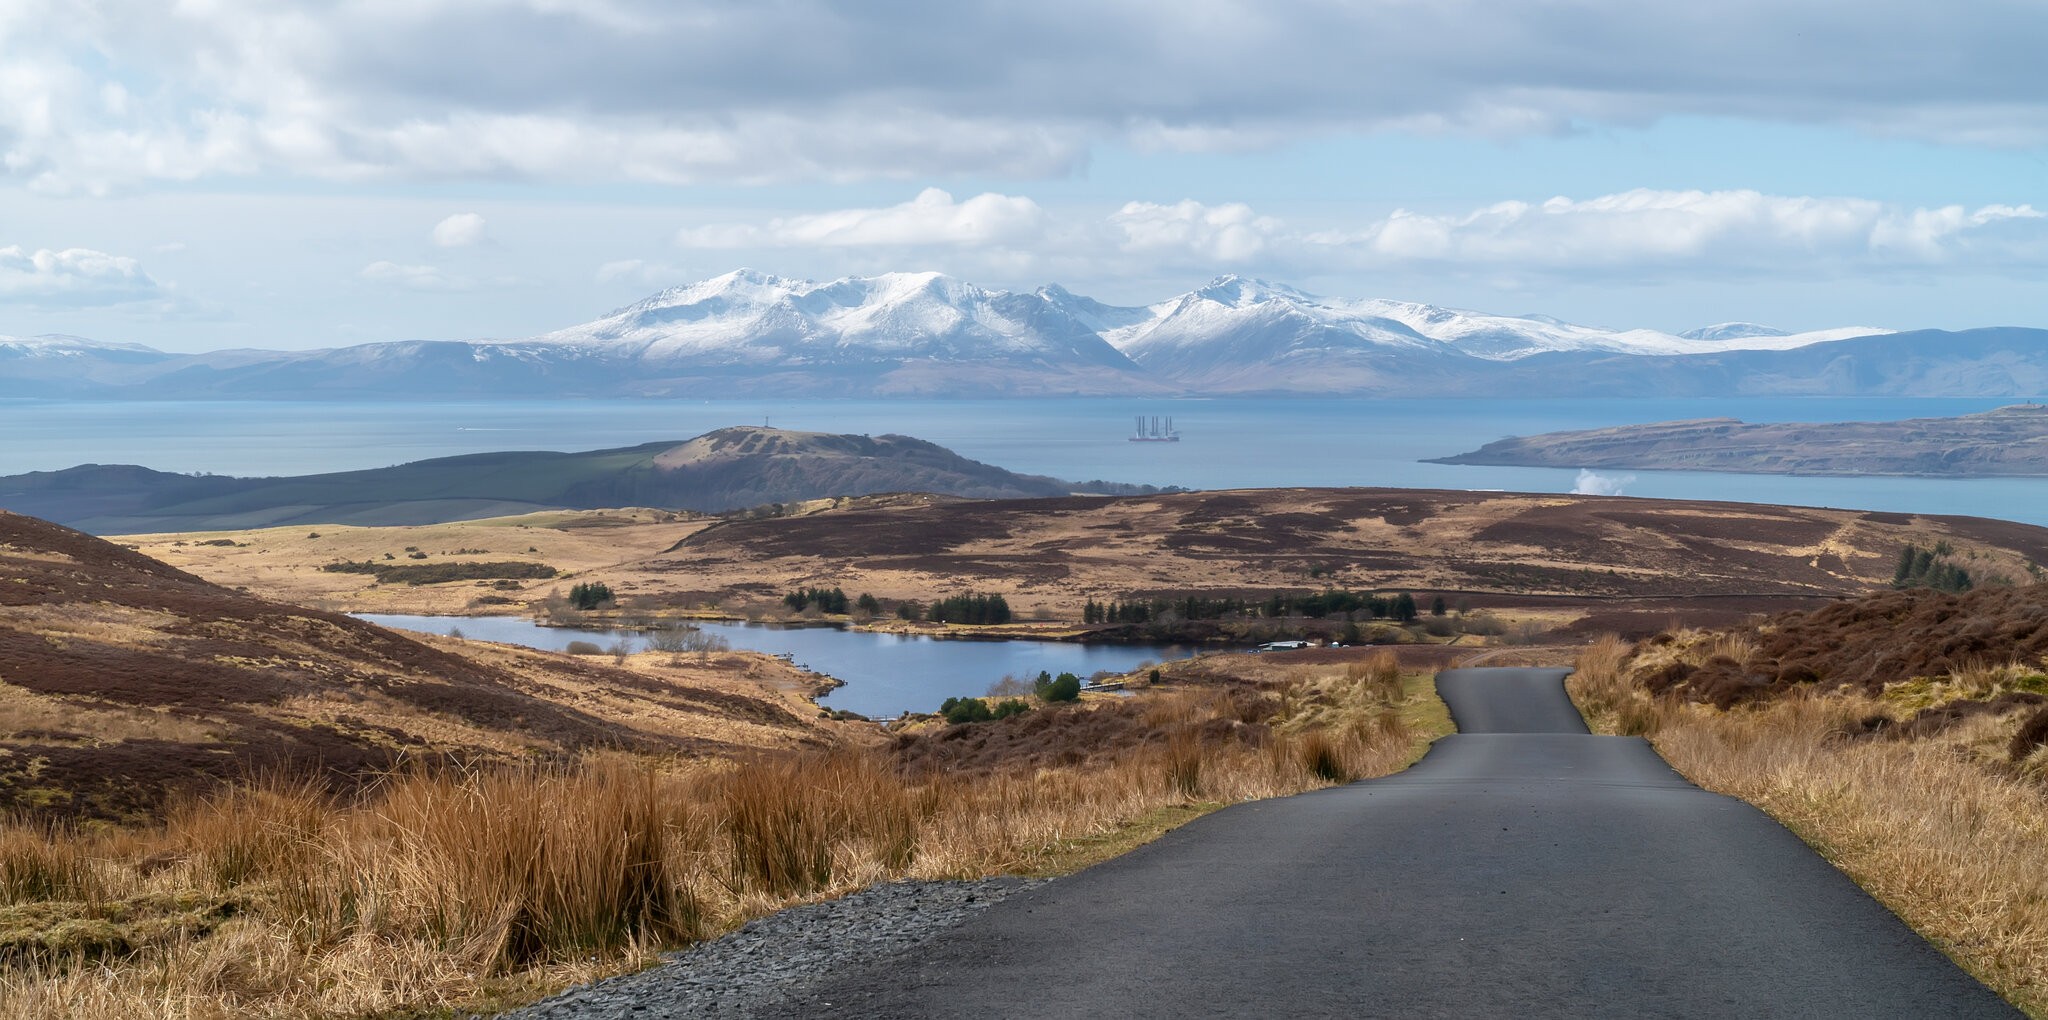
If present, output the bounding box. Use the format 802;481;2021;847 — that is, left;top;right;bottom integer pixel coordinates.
1130;415;1180;443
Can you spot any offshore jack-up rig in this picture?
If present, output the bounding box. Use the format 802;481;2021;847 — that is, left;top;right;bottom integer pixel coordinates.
1129;415;1181;442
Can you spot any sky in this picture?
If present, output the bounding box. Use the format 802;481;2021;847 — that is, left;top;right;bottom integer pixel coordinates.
2;0;2045;352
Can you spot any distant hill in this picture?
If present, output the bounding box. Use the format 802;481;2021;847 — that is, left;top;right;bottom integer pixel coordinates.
0;510;823;820
1431;404;2048;476
0;426;1167;534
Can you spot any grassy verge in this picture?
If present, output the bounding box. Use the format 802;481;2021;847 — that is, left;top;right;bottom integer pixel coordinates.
1571;636;2048;1017
0;653;1448;1019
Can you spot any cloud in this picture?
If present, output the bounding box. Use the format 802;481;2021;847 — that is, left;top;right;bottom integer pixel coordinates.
1112;201;1282;262
0;245;170;307
676;189;1048;248
1088;191;2046;282
7;2;2048;190
1337;190;2047;277
1571;470;1636;497
431;212;486;247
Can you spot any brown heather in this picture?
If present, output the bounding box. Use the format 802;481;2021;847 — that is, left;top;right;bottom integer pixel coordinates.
0;665;1429;1019
1573;635;2048;1016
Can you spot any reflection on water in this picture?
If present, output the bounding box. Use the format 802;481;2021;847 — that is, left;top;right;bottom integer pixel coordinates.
354;613;1195;718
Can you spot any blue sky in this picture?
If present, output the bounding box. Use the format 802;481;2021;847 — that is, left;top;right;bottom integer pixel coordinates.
1;0;2044;351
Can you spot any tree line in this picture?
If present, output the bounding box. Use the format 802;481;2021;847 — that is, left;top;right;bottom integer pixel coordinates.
1083;589;1422;624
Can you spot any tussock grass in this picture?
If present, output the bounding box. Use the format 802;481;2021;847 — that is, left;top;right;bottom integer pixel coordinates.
0;666;1437;1019
1574;639;2048;1016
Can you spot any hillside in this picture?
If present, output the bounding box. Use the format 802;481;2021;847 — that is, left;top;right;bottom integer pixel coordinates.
1433;404;2048;476
1634;583;2048;712
0;510;832;820
0;426;1150;534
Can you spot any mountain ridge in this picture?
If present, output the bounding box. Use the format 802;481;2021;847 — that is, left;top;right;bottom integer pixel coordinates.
7;269;2038;399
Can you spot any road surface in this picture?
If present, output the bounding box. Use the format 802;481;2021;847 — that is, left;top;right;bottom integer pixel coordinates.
767;668;2016;1018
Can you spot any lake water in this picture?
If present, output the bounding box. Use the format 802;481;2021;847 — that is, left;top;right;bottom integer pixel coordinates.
355;613;1195;718
5;395;2046;524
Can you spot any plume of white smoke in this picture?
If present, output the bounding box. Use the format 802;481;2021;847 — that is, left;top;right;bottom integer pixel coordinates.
1572;469;1636;496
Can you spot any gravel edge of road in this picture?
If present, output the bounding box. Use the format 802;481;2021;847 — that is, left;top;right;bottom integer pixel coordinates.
494;876;1046;1020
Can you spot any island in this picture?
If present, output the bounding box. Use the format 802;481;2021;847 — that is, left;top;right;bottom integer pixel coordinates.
1427;404;2048;477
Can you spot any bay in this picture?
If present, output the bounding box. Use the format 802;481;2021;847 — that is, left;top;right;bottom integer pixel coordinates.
4;396;2045;525
354;613;1194;718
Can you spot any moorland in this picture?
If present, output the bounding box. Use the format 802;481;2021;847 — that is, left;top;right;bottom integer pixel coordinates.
123;486;2048;643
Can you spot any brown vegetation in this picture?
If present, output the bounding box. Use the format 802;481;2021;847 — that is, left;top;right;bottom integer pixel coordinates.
0;511;830;821
0;658;1437;1019
1619;583;2048;764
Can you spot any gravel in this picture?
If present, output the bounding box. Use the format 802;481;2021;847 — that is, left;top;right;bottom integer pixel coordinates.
496;877;1045;1019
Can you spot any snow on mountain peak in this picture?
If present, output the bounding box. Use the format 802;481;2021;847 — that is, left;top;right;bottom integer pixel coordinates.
531;269;1138;369
1680;322;1792;341
1188;275;1319;308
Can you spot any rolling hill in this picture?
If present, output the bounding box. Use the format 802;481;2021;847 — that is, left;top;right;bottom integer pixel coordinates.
0;426;1162;534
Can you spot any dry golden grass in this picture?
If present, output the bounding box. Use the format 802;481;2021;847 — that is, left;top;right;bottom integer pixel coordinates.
0;682;217;746
1573;639;2048;1016
0;667;1441;1019
123;510;701;616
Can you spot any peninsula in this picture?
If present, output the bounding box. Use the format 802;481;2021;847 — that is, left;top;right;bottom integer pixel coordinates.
1428;404;2048;477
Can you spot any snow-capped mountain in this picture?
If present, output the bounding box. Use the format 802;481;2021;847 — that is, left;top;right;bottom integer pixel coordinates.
1091;275;1896;386
6;269;2042;399
527;269;1135;371
0;334;165;359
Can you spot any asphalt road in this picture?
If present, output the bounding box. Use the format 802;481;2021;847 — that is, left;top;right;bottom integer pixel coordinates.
767;668;2018;1018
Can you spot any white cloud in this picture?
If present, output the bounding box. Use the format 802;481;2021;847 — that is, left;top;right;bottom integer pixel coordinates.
431;212;486;247
1340;190;2047;275
5;2;2046;191
676;189;1048;248
1112;200;1281;262
0;245;169;307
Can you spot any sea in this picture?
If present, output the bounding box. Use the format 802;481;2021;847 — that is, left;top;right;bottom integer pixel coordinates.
4;395;2045;526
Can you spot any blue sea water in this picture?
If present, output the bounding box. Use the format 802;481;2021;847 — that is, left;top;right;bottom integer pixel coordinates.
3;396;2043;525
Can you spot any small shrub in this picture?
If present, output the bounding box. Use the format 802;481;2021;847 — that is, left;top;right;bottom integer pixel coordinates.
1033;671;1083;703
940;697;994;724
569;582;615;611
991;699;1032;720
564;640;604;655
